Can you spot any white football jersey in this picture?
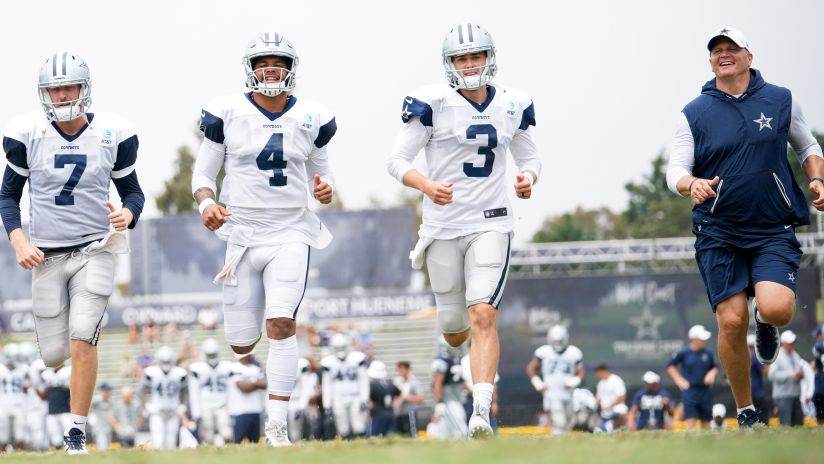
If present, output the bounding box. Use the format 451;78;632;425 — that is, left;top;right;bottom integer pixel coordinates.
534;345;583;399
143;365;188;412
197;93;336;209
388;84;541;238
0;364;28;408
2;111;138;248
226;362;265;416
321;351;368;402
290;357;317;412
27;359;48;414
189;360;233;410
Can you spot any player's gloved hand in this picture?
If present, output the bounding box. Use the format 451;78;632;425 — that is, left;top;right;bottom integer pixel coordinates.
515;172;534;199
10;231;44;270
200;200;231;231
424;180;453;206
107;202;134;231
809;178;824;211
530;375;546;393
689;176;720;205
313;174;333;204
564;376;581;389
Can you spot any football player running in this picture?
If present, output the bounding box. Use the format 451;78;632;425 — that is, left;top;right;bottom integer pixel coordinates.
526;325;585;434
142;346;191;450
0;52;144;454
188;338;233;446
387;23;541;439
192;32;336;447
431;339;469;439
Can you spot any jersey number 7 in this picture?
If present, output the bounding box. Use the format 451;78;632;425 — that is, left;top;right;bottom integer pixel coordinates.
463;124;497;178
257;133;287;187
54;154;87;206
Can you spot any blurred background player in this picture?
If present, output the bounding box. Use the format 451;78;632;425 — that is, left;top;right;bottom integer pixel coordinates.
188;338;232;446
431;340;468;439
367;361;399;437
0;344;28;450
747;334;771;424
386;22;541;438
627;371;673;431
768;330;807;426
667;324;718;429
461;344;500;432
393;361;424;437
289;357;318;442
142;346;191;449
0;51;145;454
594;364;627;432
192;32;336;448
710;403;728;430
111;386;141;448
812;326;824;425
40;362;72;450
570;388;599;432
23;342;49;450
666;26;824;429
526;325;584;435
227;353;266;444
321;333;369;439
90;383;115;450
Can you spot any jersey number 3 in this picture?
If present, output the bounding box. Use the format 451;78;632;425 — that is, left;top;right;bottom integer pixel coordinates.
463;124;497;178
257;133;287;187
54;154;87;206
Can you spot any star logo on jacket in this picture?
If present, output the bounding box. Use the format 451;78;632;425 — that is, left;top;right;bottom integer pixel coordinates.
788;272;796;283
753;112;773;131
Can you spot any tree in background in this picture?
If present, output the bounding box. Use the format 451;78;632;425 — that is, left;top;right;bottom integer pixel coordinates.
532;207;625;242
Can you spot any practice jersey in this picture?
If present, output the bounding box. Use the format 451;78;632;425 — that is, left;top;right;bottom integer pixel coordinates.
143;365;188;413
226;362;265;416
0;364;28;409
534;345;583;399
41;364;71;415
431;355;466;403
387;83;541;238
27;359;48;414
321;351;368;403
2;111;138;248
189;361;233;410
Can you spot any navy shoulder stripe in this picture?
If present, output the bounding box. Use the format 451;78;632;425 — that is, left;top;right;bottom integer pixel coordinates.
314;117;337;149
114;134;139;171
519;103;536;130
401;97;433;126
2;137;28;169
200;110;225;144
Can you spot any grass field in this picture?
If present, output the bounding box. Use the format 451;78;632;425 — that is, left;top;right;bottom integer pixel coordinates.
4;428;824;464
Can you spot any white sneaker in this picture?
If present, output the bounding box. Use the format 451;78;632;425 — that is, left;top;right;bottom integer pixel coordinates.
63;428;89;455
265;420;291;447
468;406;494;439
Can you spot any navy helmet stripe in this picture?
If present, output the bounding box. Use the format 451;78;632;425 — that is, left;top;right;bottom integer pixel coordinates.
467;23;474;42
61;51;67;75
457;25;464;44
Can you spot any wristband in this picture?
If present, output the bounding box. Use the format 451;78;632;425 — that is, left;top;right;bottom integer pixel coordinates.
686;177;697;197
198;198;216;215
812;177;824;186
530;375;545;392
521;171;536;186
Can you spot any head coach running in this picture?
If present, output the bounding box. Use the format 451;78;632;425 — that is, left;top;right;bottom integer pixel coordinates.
666;27;824;428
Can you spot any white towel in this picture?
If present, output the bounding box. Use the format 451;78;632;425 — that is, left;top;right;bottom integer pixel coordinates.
409;236;434;270
213;226;255;286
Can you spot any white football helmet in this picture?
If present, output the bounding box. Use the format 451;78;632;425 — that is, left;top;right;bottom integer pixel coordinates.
155;346;176;373
330;333;351;360
438;337;464;358
547;325;569;353
17;342;36;364
3;343;19;367
442;23;497;90
243;32;299;97
38;51;92;122
201;338;221;367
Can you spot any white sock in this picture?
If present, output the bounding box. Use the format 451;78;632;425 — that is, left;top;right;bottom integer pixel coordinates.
267;399;290;424
67;414;87;435
737;405;756;415
266;335;298;421
473;382;494;414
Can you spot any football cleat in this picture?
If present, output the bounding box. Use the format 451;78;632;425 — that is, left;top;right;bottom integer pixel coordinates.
737;408;760;430
265;420;291;447
63;428;88;455
468;405;494;439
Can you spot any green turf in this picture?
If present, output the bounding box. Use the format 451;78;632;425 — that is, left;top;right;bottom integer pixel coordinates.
6;429;824;464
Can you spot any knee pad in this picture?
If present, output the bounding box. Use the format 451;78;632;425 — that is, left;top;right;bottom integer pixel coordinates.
465;232;510;308
263;244;310;320
437;304;470;334
39;341;71;368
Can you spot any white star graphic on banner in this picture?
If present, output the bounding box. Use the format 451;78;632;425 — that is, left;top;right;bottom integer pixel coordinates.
629;306;664;340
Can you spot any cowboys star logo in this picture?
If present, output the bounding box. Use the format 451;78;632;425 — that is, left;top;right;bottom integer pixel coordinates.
753;112;773;131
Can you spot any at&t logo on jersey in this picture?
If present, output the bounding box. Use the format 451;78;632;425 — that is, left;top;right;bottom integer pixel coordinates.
300;113;314;131
99;129;113;146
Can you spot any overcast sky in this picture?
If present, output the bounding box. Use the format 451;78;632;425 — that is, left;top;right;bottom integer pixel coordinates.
1;0;822;243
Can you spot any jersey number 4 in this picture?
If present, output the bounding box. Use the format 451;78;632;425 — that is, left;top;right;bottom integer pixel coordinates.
54;154;87;206
463;124;497;178
257;133;287;187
